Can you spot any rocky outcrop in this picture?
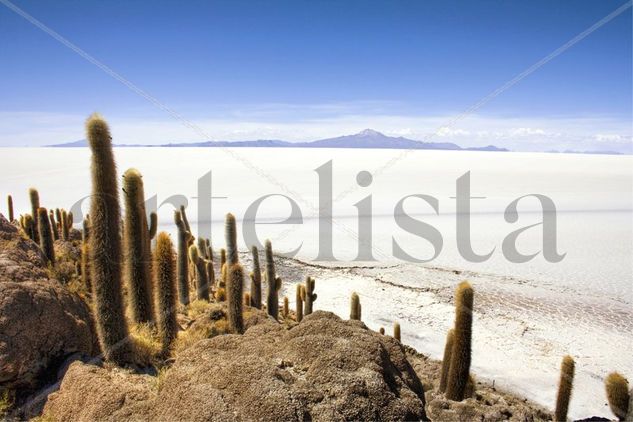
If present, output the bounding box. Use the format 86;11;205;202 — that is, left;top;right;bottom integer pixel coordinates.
0;214;47;283
43;311;428;421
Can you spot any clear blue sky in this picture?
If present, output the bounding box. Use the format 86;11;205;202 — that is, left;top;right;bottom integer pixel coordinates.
0;0;631;152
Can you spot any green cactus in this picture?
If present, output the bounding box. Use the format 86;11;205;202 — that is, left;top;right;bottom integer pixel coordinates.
7;195;13;222
446;281;474;401
61;210;69;241
249;246;262;309
439;329;455;393
189;244;209;301
49;210;59;241
86;113;132;365
605;372;629;421
227;263;244;334
225;213;238;266
206;257;216;292
28;188;40;243
282;296;289;318
303;276;317;315
264;239;280;319
22;214;35;240
350;292;361;320
122;168;154;324
148;212;157;241
296;284;304;323
220;248;227;286
174;210;190;306
82;214;90;243
154;232;178;353
554;355;575;421
197;238;208;259
393;321;401;342
37;207;55;264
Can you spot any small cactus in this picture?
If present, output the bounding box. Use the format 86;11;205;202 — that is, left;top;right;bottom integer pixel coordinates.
28;188;40;243
303;276;317;315
23;214;35;240
446;281;474;401
296;284;304;323
154;232;178;353
265;240;280;319
605;372;629;421
379;327;385;335
49;210;59;240
7;195;14;222
37;207;55;264
148;212;157;240
393;322;401;342
82;215;90;243
350;292;361;320
189;245;209;301
174;210;190;306
439;329;455;393
249;246;262;309
61;210;69;241
244;292;251;306
227;263;244;334
554;355;575;422
81;241;91;294
86;113;132;365
282;296;289;318
220;248;226;270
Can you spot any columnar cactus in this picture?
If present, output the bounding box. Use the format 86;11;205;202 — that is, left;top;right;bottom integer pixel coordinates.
189;245;209;301
82;215;90;242
7;195;13;222
225;213;238;266
86;113;132;365
122;168;154;324
296;284;304;323
174;210;190;306
154;232;178;353
61;210;69;241
23;214;35;240
197;238;208;259
81;241;91;293
244;292;251;306
148;212;157;241
28;188;40;243
446;281;474;401
439;329;455;393
179;205;191;233
37;207;55;264
393;322;401;342
249;246;262;309
265;240;280;319
282;296;289;318
49;210;59;240
554;355;575;422
303;276;317;315
227;263;244;334
350;292;361;320
379;327;385;334
605;372;629;421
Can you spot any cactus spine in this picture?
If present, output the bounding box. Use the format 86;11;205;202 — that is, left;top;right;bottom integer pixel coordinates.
155;232;178;353
174;210;190;306
439;329;455;393
393;321;401;342
605;372;630;421
264;240;280;319
37;207;55;264
7;195;13;222
296;284;304;322
227;263;244;334
350;292;361;320
446;281;473;401
189;245;209;301
554;355;575;422
303;276;317;315
28;188;40;243
249;246;262;309
122;168;154;324
86;113;132;365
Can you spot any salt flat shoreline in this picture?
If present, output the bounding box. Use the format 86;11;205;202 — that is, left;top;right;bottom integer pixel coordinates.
246;253;633;419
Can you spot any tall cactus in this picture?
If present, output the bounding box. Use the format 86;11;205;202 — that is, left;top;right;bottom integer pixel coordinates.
86;113;132;365
28;188;40;243
81;242;91;293
23;214;35;240
282;296;289;318
174;210;190;306
197;238;208;259
61;210;69;241
225;213;238;265
37;207;55;264
148;212;157;241
82;215;90;242
265;239;280;319
350;292;361;320
155;232;178;353
227;263;244;334
249;246;262;309
189;245;209;301
554;355;575;421
179;205;191;234
122;168;153;324
49;210;59;240
439;329;455;393
446;281;474;401
393;321;401;342
7;195;13;222
303;276;317;315
296;284;304;323
605;372;629;421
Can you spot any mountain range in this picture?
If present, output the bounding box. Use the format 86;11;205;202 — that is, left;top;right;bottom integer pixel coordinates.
48;129;508;152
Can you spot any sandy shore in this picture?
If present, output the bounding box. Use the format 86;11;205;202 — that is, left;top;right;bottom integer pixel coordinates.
240;252;633;419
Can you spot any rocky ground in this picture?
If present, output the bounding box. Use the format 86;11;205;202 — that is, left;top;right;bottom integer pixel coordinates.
0;212;578;421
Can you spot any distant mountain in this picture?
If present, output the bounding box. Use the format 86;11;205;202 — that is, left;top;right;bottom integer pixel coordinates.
49;129;509;151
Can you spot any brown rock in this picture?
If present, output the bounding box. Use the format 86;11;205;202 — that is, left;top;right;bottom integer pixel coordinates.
0;214;47;283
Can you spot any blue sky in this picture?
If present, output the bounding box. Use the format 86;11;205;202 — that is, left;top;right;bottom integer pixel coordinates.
0;0;631;152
